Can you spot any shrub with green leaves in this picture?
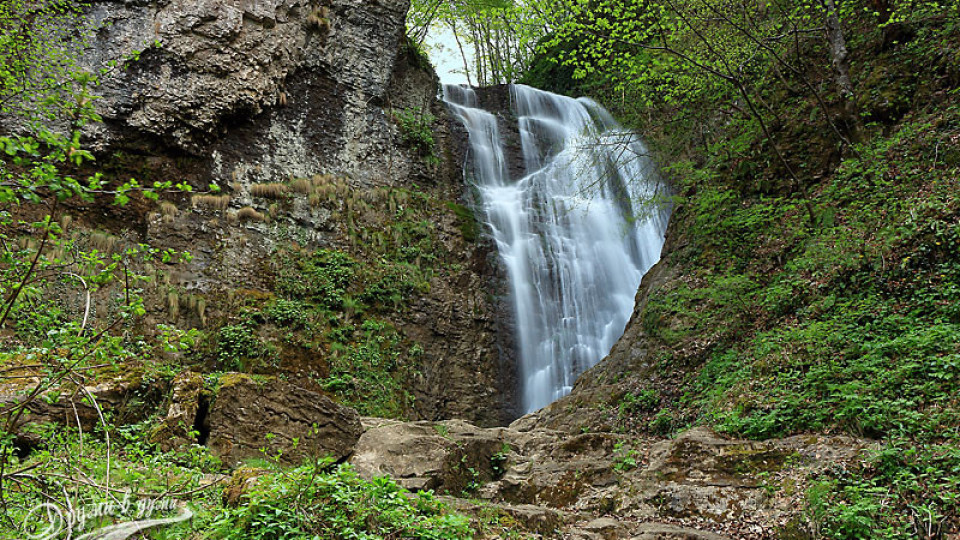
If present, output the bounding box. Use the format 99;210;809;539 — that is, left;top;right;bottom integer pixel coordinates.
390;108;437;162
277;249;356;309
265;298;310;329
216;322;276;371
207;461;473;540
323;318;414;418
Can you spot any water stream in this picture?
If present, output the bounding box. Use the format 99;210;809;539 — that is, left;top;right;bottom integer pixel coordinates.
443;84;670;413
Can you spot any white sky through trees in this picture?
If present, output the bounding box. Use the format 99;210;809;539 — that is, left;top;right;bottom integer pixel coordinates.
424;28;474;85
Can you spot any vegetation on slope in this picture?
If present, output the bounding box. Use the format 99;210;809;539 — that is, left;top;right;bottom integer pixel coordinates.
512;0;960;536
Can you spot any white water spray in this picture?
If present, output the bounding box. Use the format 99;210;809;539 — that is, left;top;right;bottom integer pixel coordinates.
444;84;670;413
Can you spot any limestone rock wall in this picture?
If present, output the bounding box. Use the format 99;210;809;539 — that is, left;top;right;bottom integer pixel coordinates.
74;0;418;187
4;0;516;426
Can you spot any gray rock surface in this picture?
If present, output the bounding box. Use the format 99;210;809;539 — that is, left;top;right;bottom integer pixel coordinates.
351;418;508;492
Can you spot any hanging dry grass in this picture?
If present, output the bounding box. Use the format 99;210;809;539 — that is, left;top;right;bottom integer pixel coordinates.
183;294;208;327
237;207;266;222
314;173;341;187
192;194;231;210
159;201;179;224
89;231;119;253
251;183;288;199
289;178;312;194
167;291;180;320
160;201;179;217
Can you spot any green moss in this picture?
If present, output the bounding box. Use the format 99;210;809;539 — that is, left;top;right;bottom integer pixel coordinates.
446;201;481;242
218;372;255;389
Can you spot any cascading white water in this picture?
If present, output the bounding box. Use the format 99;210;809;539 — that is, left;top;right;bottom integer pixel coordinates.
444;84;670;413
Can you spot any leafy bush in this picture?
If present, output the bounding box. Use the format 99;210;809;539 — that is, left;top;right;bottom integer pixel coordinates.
208;461;473;540
390;108;437;160
618;389;660;418
277;249;356;309
216;322;275;371
323;319;414;418
265;298;309;329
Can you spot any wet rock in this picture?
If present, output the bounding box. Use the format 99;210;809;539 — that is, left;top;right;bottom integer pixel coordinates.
207;373;362;465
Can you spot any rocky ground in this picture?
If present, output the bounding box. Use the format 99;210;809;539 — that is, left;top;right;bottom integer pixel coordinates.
349;419;868;539
3;366;871;538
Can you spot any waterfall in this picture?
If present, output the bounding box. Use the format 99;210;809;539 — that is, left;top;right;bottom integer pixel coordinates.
443;84;670;413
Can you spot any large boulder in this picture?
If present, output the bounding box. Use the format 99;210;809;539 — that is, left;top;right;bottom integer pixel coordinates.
207;373;362;465
350;418;508;493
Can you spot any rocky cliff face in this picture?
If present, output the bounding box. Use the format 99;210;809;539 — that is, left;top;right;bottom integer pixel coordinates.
8;0;516;426
79;0;410;181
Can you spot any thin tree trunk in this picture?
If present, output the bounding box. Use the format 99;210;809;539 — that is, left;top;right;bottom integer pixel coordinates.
821;0;855;99
450;20;473;87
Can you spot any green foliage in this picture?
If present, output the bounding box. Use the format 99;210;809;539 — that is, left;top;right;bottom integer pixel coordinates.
490;443;510;478
445;201;481;242
359;263;429;311
618;389;659;419
390;108;438;163
647;409;676;436
407;0;537;85
612;441;639;472
0;0;86;122
265;298;309;329
208;461;473;540
808;444;960;539
0;420;220;539
0;414;472;540
216;322;276;372
403;34;434;72
642;270;758;349
323;318;414;418
277;248;356;309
